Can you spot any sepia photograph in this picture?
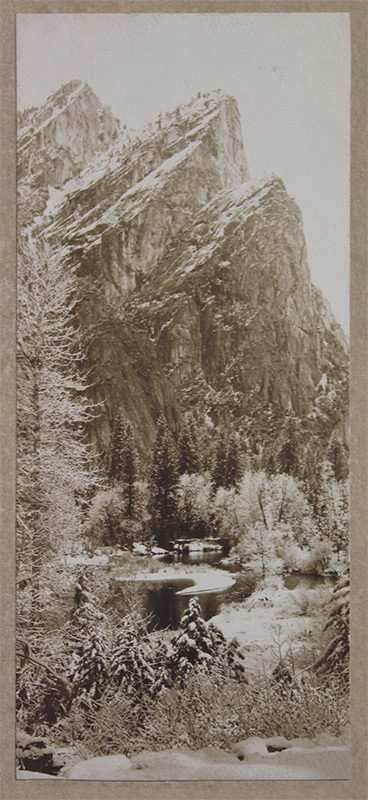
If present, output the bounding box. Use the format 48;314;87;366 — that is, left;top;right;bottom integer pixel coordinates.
12;7;354;786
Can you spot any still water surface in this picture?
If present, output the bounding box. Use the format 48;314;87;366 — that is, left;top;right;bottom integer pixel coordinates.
145;580;225;630
283;573;335;591
143;570;336;630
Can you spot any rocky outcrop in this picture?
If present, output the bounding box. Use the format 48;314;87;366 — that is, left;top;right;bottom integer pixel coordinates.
17;729;349;780
16;730;64;775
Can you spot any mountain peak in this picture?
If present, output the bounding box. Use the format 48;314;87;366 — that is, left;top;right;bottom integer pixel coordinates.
16;83;348;454
17;81;120;225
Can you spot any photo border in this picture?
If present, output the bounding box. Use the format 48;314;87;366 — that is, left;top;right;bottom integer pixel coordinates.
1;2;367;798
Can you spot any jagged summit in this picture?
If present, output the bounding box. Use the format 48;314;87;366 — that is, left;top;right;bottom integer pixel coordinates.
17;81;121;226
17;80;80;132
24;86;249;302
18;80;86;129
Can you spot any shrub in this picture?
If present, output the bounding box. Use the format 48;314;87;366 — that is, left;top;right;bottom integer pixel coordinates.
291;585;333;617
303;538;334;574
69;629;109;704
274;534;305;571
81;669;349;758
275;531;334;575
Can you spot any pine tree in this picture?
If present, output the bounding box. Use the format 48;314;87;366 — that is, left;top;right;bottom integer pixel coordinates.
212;427;229;490
122;422;137;517
168;598;217;684
110;412;138;516
275;412;303;477
314;572;350;682
326;437;349;482
212;426;241;490
243;400;280;470
111;618;164;699
331;480;349;554
69;629;109;703
109;409;125;482
226;429;241;487
168;599;246;685
312;463;349;553
69;576;109;703
177;412;200;475
302;442;324;516
224;637;247;681
148;416;179;548
206;622;246;680
72;574;107;628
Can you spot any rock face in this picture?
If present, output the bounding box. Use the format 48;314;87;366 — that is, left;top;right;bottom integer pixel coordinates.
42;88;249;300
127;176;344;416
17;83;348;457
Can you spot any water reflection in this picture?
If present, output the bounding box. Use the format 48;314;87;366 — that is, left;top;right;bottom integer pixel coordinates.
145;581;224;630
284;572;336;591
163;551;223;567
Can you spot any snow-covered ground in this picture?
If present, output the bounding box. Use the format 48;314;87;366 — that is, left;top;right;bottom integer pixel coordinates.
211;583;329;673
115;566;235;595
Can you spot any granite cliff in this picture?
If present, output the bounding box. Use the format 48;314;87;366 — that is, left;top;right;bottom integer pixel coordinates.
17;82;348;458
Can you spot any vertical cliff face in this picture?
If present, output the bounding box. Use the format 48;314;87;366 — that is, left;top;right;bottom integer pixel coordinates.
125;177;347;420
17;84;348;458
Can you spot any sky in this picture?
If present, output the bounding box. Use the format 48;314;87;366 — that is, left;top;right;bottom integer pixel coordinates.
16;13;350;334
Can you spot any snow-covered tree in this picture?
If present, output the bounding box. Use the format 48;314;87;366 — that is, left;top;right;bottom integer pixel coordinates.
207;623;246;681
68;575;110;704
111;617;166;699
168;598;246;685
109;409;125;482
212;425;241;490
212;471;316;576
168;598;216;684
326;437;349;482
314;466;349;554
69;628;109;703
177;412;200;475
17;236;97;586
122;422;138;517
72;573;107;628
85;487;131;548
274;411;304;477
176;473;213;538
314;572;350;682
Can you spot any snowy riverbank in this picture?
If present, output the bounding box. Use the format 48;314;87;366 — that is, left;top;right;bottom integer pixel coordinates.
211;581;333;673
114;566;236;595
